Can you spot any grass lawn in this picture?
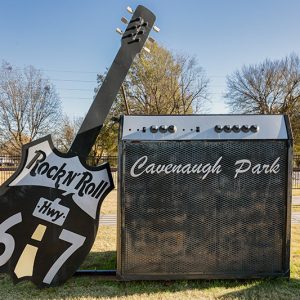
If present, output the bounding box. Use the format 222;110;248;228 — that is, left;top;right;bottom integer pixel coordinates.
0;190;300;299
1;225;299;300
293;206;300;212
101;191;117;215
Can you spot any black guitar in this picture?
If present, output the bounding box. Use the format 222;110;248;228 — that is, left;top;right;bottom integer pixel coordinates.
0;5;155;287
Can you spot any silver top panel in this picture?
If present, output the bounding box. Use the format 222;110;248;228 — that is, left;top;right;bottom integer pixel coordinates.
121;115;288;140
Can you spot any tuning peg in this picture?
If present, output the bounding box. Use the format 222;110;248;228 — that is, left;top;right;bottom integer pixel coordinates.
116;28;123;35
153;25;160;33
148;36;155;43
121;17;128;24
126;6;133;14
143;46;151;53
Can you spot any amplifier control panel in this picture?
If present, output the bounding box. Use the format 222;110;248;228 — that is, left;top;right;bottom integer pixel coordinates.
121;115;288;140
214;124;259;133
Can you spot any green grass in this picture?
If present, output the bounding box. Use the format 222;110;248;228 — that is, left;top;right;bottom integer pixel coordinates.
80;226;117;271
0;190;299;299
0;223;299;299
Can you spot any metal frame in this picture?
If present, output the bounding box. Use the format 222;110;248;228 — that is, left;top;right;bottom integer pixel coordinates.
282;115;293;276
117;116;125;278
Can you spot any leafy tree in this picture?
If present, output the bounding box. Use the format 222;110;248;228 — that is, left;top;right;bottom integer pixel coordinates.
124;43;209;114
0;61;62;155
225;54;300;147
90;42;209;159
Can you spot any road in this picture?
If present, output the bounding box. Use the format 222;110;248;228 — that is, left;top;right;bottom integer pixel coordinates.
293;196;300;205
99;215;117;226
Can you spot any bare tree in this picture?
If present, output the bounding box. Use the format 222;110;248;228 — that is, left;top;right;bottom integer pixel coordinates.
225;54;300;145
0;61;62;155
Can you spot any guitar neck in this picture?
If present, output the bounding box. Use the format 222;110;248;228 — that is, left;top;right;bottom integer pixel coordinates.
68;46;135;159
68;5;156;160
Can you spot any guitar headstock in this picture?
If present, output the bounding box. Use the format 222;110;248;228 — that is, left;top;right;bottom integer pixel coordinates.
120;5;156;55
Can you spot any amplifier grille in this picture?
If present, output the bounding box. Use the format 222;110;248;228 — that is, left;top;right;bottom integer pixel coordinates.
119;140;288;277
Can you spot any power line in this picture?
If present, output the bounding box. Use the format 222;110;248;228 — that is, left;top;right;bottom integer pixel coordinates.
62;97;92;99
41;69;99;74
45;69;228;78
61;93;226;100
8;66;228;78
57;87;226;92
52;79;96;83
58;88;92;91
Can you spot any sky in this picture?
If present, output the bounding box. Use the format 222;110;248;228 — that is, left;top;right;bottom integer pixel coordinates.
1;0;300;118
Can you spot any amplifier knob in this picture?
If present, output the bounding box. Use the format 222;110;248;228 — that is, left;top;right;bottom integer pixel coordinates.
215;125;222;133
223;125;231;133
150;125;159;133
159;125;168;133
232;125;240;133
168;125;177;133
250;124;259;132
241;125;250;133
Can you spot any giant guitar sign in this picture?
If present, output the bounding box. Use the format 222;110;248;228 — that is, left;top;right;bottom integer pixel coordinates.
0;136;113;286
0;6;156;287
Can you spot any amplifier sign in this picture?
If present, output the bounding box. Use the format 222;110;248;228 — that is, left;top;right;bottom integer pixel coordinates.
130;155;281;179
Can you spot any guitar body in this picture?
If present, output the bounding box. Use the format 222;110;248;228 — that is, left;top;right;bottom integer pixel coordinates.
0;136;113;286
